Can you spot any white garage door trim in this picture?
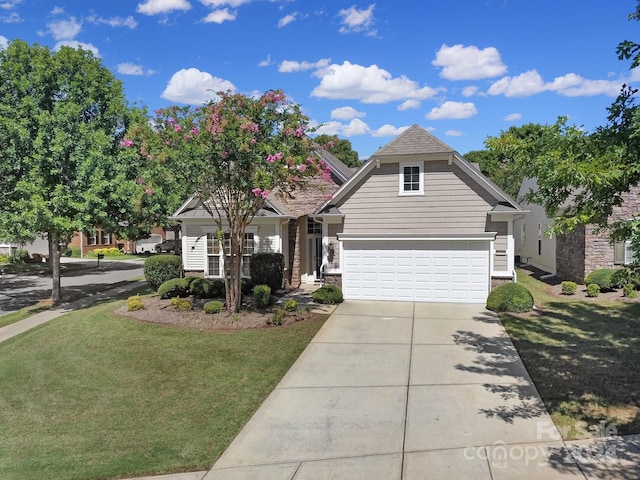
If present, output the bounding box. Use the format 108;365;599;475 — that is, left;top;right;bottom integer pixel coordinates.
342;239;490;303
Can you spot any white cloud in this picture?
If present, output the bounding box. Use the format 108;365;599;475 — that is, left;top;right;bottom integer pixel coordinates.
462;86;478;97
51;6;64;15
331;106;365;120
0;35;8;49
337;3;376;36
315;119;370;137
0;12;20;23
311;61;442;104
202;8;236;23
445;130;464;136
426;101;477;120
161;67;236;104
488;69;626;98
279;58;331;73
372;124;409;137
505;113;522;121
54;40;99;56
433;44;507;80
137;0;191;15
117;62;155;76
200;0;252;6
278;12;297;27
86;15;138;29
0;0;22;9
258;54;272;67
48;17;81;40
398;99;420;111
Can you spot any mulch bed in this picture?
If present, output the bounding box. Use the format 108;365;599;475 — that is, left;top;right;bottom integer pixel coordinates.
114;295;323;330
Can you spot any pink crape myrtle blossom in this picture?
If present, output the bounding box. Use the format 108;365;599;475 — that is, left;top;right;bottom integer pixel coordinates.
120;138;134;148
252;187;262;197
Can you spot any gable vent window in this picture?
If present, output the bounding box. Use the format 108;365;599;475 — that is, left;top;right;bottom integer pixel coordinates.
399;162;424;196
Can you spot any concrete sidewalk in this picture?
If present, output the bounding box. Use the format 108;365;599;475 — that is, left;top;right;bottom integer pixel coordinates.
200;300;640;480
0;280;148;344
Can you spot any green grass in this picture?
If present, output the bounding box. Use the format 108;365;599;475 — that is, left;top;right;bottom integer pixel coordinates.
500;269;640;439
0;300;326;480
0;304;52;328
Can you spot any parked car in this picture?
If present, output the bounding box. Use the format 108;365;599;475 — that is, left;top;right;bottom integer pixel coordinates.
154;239;176;253
134;234;163;254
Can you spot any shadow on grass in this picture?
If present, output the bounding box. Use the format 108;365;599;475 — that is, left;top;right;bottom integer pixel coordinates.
501;300;640;437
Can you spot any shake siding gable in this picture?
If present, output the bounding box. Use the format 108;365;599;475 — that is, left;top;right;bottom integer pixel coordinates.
337;161;495;234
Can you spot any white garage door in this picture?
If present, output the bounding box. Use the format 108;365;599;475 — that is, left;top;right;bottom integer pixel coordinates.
342;240;490;303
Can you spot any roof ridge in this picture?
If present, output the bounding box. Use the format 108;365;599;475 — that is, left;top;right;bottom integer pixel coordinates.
373;124;455;157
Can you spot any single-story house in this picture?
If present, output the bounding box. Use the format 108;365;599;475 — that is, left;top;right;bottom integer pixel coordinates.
514;177;639;283
172;125;526;303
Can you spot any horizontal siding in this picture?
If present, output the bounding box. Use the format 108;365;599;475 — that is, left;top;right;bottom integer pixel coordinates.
339;161;495;234
328;223;341;271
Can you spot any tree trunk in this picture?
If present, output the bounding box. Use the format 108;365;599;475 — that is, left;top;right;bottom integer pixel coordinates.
49;231;62;303
225;225;245;313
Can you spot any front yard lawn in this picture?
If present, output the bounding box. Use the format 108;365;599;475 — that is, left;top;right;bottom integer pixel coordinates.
500;269;640;439
0;299;326;480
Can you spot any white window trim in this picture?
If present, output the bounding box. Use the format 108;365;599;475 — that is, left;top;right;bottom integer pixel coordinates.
399;162;424;196
204;228;257;278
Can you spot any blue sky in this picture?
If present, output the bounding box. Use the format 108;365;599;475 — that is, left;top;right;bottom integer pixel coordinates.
1;0;639;159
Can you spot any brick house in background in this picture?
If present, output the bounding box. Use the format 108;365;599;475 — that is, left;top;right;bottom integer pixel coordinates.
514;177;640;283
68;226;172;256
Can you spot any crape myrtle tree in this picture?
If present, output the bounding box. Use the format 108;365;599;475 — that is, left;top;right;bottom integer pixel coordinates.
0;40;137;303
125;90;327;312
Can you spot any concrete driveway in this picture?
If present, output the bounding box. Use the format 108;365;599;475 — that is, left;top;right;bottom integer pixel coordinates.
205;300;621;479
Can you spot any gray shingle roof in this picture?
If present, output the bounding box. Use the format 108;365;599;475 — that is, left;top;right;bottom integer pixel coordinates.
372;124;455;157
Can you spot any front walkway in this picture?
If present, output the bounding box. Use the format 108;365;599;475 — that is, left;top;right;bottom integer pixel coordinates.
204;300;640;479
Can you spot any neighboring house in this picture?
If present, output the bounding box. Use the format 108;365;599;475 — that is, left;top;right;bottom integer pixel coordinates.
68;226;175;256
173;125;526;303
0;236;48;256
514;177;640;283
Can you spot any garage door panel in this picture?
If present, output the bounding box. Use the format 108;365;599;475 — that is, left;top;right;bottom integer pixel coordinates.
342;240;490;303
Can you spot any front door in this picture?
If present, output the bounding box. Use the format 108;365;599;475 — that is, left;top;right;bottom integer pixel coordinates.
308;236;323;280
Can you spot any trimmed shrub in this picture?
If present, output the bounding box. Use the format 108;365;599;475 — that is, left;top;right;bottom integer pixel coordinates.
87;247;122;257
623;283;638;299
190;278;217;299
10;249;30;263
561;281;577;295
212;278;226;296
241;277;255;295
127;295;145;311
584;269;619;290
250;253;285;291
283;299;298;312
253;284;271;308
144;254;183;290
312;284;344;304
586;283;601;297
157;278;191;299
204;300;224;314
170;297;192;311
0;253;10;263
486;282;534;313
271;307;286;326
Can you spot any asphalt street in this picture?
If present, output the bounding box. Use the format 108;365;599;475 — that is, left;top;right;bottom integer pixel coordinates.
0;257;145;316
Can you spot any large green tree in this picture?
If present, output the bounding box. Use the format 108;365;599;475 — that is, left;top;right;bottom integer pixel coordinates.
0;40;136;302
126;90;325;312
466;123;548;198
314;134;361;167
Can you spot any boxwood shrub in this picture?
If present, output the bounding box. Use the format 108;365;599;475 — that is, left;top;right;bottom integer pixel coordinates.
586;283;601;297
486;282;534;313
561;281;577;295
144;254;183;290
157;278;191;299
312;284;344;304
204;300;224;314
584;268;620;290
253;284;271;308
189;277;217;299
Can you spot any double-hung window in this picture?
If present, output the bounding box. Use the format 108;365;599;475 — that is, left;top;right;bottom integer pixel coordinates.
206;232;255;277
399;162;424;195
100;230;111;245
86;231;97;245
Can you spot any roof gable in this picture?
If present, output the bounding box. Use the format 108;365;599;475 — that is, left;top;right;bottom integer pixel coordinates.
373;124;455;157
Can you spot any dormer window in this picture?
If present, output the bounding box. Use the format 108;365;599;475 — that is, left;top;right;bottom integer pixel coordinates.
399;162;424;195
